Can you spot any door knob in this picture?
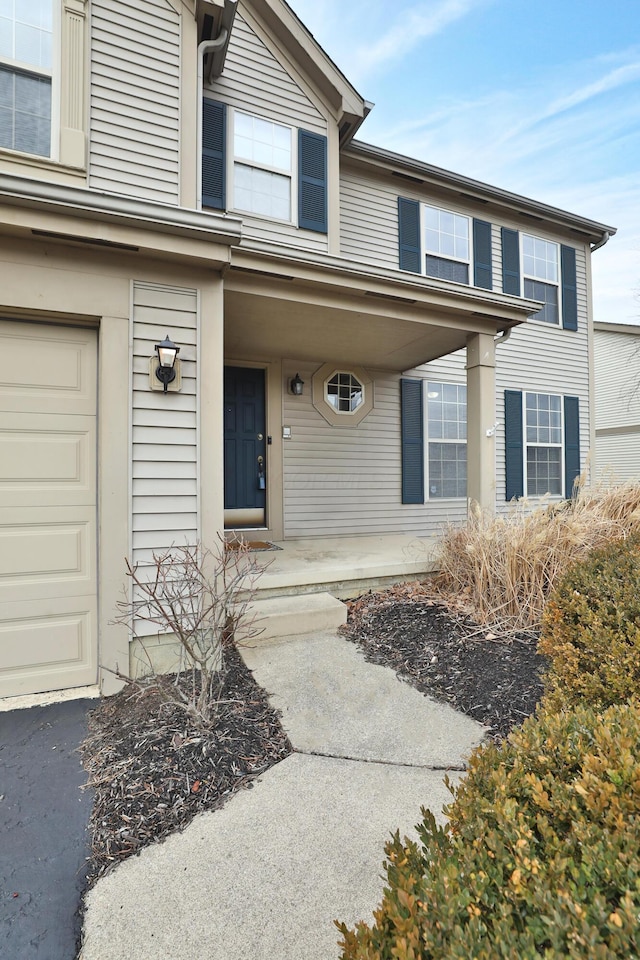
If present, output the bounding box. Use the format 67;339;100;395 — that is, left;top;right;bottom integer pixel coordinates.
257;433;263;440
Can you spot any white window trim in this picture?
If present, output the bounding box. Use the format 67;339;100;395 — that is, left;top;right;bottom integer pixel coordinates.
523;391;565;498
0;0;60;162
421;203;472;285
227;107;298;226
311;363;373;427
425;380;468;501
324;370;365;416
521;234;561;326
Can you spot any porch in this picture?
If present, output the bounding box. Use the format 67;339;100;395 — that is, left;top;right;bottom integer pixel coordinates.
241;533;441;642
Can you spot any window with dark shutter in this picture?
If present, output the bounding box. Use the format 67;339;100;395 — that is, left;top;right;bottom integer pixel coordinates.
202;98;226;210
501;227;520;296
564;396;580;496
504;389;524;500
561;245;578;331
298;130;327;233
401;378;424;504
473;219;492;289
398;198;421;273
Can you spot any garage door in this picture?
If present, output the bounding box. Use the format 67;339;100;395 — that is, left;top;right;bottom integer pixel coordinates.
0;321;98;698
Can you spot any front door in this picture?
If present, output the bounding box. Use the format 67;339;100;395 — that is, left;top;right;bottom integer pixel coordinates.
224;366;266;529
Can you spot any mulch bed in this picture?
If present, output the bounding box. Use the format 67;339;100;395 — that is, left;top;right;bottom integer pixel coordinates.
342;582;547;741
80;645;292;886
79;582;547;887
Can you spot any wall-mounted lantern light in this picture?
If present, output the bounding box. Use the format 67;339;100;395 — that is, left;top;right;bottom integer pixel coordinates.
290;372;304;396
154;334;180;392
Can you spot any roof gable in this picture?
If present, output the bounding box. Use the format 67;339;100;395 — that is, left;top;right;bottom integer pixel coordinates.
198;0;369;143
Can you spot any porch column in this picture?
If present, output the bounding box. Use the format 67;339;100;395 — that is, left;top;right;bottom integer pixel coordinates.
466;332;496;514
200;274;225;546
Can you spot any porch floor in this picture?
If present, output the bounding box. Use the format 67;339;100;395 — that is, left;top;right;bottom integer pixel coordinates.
250;533;440;599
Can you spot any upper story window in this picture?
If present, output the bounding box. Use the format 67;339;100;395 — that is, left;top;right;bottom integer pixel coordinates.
424;205;470;284
201;98;328;234
233;112;292;221
0;0;53;157
501;227;578;331
522;235;560;325
398;197;492;290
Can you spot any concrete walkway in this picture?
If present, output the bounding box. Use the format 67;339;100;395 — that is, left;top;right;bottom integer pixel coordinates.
80;632;486;960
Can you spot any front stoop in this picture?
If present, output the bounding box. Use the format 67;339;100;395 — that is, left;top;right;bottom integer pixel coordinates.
248;592;347;642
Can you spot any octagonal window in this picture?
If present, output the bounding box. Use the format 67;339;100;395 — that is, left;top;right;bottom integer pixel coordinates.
325;372;364;413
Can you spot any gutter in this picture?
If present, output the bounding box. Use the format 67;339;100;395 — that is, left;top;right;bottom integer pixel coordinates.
346;141;617;242
0;175;243;246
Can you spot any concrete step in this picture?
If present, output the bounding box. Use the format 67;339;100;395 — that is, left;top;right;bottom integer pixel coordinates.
247;591;347;642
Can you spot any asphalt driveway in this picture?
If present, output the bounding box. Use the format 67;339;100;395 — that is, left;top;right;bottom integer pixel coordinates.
0;699;94;960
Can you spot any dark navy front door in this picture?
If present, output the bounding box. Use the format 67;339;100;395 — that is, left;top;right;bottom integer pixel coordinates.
224;366;266;525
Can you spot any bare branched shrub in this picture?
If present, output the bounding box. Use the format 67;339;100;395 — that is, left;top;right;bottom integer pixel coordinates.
437;480;640;631
115;540;264;724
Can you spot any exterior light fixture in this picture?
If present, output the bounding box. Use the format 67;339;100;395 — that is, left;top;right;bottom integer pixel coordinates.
290;372;304;396
154;335;180;392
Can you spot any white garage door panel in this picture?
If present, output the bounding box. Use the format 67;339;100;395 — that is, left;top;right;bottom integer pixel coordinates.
0;599;94;698
0;322;96;415
0;414;95;508
0;507;95;602
0;321;98;698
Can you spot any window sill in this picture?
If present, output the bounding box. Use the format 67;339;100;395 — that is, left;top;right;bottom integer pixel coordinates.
0;147;86;181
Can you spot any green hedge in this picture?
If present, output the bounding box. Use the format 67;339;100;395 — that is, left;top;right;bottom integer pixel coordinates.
338;535;640;958
539;534;640;710
338;702;640;959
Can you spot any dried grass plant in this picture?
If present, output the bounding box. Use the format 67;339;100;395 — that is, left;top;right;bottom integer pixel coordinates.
436;479;640;631
115;540;264;724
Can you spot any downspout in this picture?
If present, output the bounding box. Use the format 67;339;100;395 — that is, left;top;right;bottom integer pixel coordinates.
494;327;512;345
196;30;229;212
591;230;610;253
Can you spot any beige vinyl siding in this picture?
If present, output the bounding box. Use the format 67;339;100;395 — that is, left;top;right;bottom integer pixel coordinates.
282;246;590;537
282;361;465;539
595;434;640;481
131;282;198;566
89;0;181;204
340;169;399;269
206;13;328;252
423;245;591;508
594;330;640;431
594;328;640;480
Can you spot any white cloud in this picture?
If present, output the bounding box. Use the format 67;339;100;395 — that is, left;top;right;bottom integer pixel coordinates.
544;61;640;119
287;0;488;86
287;3;640;324
350;0;483;79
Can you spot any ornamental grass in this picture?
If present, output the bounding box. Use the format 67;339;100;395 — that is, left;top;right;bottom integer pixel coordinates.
436;479;640;631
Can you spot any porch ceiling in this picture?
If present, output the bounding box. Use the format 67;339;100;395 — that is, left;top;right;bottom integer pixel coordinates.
224;276;536;370
225;290;475;368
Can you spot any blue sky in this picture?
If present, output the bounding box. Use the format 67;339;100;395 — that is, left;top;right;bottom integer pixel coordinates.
287;0;640;325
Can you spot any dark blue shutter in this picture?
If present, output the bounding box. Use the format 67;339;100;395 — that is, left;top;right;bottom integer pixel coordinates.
298;130;327;233
401;378;424;504
202;99;226;210
564;396;580;497
398;198;421;273
473;219;492;289
504;390;523;501
561;245;578;331
501;227;520;296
